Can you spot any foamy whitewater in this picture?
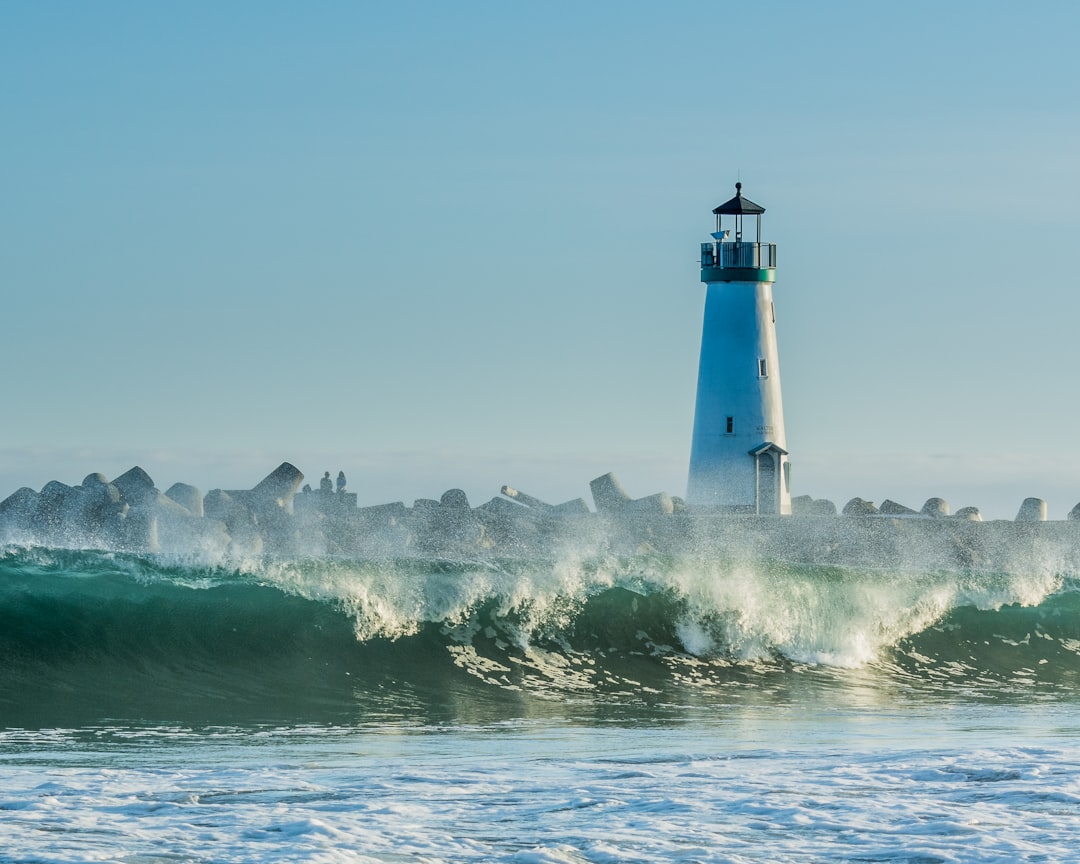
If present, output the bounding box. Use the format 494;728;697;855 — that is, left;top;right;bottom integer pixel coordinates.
3;543;1080;862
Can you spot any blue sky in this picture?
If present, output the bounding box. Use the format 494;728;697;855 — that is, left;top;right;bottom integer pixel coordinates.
3;0;1079;519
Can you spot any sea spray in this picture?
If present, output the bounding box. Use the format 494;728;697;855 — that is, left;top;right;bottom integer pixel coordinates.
3;542;1080;727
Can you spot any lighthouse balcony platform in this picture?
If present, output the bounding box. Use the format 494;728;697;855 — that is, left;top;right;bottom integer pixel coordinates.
701;241;777;283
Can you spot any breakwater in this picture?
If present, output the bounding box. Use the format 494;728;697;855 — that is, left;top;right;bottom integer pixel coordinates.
3;462;1080;571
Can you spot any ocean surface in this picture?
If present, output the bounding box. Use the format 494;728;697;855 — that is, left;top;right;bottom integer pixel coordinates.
3;541;1080;862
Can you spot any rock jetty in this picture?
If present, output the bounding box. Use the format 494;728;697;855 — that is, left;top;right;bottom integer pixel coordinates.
2;464;1079;570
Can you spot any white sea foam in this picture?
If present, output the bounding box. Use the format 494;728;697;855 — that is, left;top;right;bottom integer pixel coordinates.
3;714;1080;864
187;544;1073;678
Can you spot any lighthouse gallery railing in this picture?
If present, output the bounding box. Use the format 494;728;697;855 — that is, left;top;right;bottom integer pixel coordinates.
700;242;777;269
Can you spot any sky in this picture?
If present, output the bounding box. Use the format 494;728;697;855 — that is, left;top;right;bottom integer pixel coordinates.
3;0;1079;520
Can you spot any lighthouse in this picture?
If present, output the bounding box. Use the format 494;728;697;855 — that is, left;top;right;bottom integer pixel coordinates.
686;183;790;515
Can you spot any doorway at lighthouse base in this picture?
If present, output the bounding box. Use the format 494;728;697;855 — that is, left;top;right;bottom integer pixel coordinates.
749;442;789;516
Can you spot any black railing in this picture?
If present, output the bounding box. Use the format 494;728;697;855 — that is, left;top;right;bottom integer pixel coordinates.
701;242;777;269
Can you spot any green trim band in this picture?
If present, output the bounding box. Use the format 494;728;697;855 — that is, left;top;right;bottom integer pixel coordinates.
701;267;776;283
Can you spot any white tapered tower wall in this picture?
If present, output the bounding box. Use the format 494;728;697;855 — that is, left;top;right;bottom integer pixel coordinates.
686;185;790;514
686;277;789;512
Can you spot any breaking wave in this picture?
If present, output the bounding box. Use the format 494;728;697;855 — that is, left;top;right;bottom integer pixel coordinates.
2;543;1079;726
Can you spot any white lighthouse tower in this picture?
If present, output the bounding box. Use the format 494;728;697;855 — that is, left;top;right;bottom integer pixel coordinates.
686;183;790;515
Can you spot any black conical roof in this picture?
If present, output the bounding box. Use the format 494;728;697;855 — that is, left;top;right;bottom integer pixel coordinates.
712;182;765;215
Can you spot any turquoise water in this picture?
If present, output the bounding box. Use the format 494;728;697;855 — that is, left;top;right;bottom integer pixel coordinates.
3;544;1080;862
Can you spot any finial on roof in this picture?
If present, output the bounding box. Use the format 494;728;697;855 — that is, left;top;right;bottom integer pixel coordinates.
735;182;742;195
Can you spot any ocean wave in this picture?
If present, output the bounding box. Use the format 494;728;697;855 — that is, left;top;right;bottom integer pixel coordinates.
2;544;1078;726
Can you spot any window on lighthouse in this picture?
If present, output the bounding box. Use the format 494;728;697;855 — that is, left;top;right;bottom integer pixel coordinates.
726;416;734;434
758;358;768;378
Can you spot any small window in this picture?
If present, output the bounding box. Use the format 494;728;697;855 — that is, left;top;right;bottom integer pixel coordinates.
725;416;734;434
758;358;768;378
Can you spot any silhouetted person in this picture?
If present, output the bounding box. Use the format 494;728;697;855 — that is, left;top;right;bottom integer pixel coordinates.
320;471;332;494
337;471;346;493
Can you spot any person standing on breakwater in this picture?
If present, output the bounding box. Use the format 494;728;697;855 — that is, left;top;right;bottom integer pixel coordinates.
320;472;333;494
337;471;347;493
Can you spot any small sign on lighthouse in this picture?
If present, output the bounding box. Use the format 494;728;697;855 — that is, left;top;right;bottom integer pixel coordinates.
687;183;791;515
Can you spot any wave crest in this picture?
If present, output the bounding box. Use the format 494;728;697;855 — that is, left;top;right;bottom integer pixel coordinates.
2;543;1077;725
